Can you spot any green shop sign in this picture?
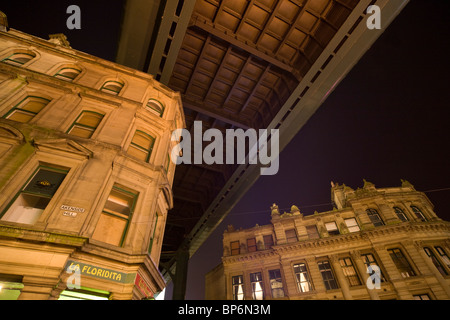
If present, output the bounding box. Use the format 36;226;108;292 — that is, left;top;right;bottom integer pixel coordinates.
65;260;135;284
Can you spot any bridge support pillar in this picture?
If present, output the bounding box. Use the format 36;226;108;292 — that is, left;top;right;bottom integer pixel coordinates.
172;247;189;300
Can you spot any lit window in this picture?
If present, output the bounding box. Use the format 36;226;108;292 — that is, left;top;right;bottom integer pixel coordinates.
230;241;240;256
388;248;415;278
232;276;244;300
263;235;274;249
250;272;264;300
268;269;285;298
410;206;427;221
318;260;339;290
325;221;340;236
293;263;312;293
394;207;408;222
435;246;450;269
339;257;361;286
306;225;320;239
366;208;384;227
100;80;124;95
67;111;104;138
58;287;110;300
247;238;257;253
127;130;155;163
344;218;360;232
3;96;50;123
413;294;430;300
1;167;68;224
92;184;138;247
146;99;164;117
424;247;448;276
54;67;81;81
361;253;386;282
2;52;35;66
285;228;298;243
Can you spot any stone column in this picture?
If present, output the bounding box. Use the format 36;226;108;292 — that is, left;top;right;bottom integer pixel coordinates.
18;276;58;300
330;254;352;300
350;250;380;300
305;256;326;295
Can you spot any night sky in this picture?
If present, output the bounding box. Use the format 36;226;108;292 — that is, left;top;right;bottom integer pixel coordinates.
1;0;449;300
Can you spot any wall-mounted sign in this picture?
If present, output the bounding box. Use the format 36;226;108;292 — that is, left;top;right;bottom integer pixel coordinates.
60;205;85;217
135;273;153;298
65;260;136;284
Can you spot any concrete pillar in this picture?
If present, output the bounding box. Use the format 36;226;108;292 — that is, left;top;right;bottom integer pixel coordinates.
330;255;352;300
172;247;189;300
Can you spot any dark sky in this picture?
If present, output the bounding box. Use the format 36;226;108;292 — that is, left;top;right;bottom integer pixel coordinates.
2;0;449;300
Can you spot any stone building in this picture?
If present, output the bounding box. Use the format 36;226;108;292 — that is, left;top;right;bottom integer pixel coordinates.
205;180;450;300
0;16;185;300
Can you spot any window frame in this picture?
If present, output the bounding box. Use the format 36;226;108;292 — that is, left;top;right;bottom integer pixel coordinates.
306;225;320;239
393;206;409;222
344;217;360;232
54;67;81;82
410;206;427;222
231;275;244;300
325;221;340;236
100;80;124;95
1;52;36;67
388;248;416;278
146;99;165;118
127;130;156;163
317;260;339;290
263;234;274;249
285;228;298;243
366;208;385;227
339;257;362;287
268;269;285;298
361;253;386;282
424;247;448;276
247;238;257;253
230;241;240;256
250;272;264;300
67;110;105;139
293;262;313;293
3;96;51;123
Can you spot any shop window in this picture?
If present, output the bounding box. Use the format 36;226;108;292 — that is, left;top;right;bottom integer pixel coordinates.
268;269;285;298
0;275;24;300
58;287;110;300
92;184;138;247
250;272;264;300
3;96;51;123
318;260;338;290
339;257;361;286
232;275;244;300
325;221;340;236
67;110;104;138
388;248;416;278
366;208;384;226
1;167;68;224
230;241;240;256
2;52;35;66
127;130;155;163
146;99;164;117
394;207;408;222
247;238;257;253
54;67;81;81
293;263;312;293
344;218;360;232
285;228;298;243
100;80;124;95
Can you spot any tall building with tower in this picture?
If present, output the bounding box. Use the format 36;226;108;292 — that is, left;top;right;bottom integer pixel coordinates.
205;180;450;300
0;14;185;300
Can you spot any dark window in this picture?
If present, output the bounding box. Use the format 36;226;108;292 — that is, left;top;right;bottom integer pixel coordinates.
268;269;284;298
424;247;448;276
263;235;274;249
394;207;408;222
285;228;298;243
247;238;257;253
410;206;426;221
230;241;240;256
366;208;384;226
435;246;450;269
388;248;415;278
318;260;339;290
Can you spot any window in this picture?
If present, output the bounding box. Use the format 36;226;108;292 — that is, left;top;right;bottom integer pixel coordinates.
268;269;285;298
54;67;81;81
325;221;340;236
263;235;274;249
394;207;408;222
361;253;386;282
285;228;298;243
146;99;164;117
293;263;312;293
232;276;244;300
411;206;426;221
344;218;360;232
339;257;361;286
3;96;50;123
67;111;104;138
92;184;138;247
230;241;240;256
100;80;124;95
413;294;430;300
306;225;320;239
318;260;338;290
2;52;35;66
1;167;68;224
247;238;257;253
424;247;448;276
250;272;264;300
388;248;415;278
435;246;450;269
366;208;384;226
127;130;155;163
58;287;110;300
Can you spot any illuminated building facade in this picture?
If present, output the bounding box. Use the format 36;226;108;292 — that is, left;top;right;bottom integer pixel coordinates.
0;16;185;300
205;180;450;300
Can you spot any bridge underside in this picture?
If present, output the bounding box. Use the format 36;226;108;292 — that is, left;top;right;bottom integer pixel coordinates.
116;0;409;298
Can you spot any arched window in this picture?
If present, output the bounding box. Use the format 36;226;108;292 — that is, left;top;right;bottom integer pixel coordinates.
146;99;164;117
67;110;104;138
128;130;155;162
100;80;124;95
393;207;408;222
54;67;81;81
366;208;384;227
2;51;36;67
410;206;427;221
3;96;51;123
